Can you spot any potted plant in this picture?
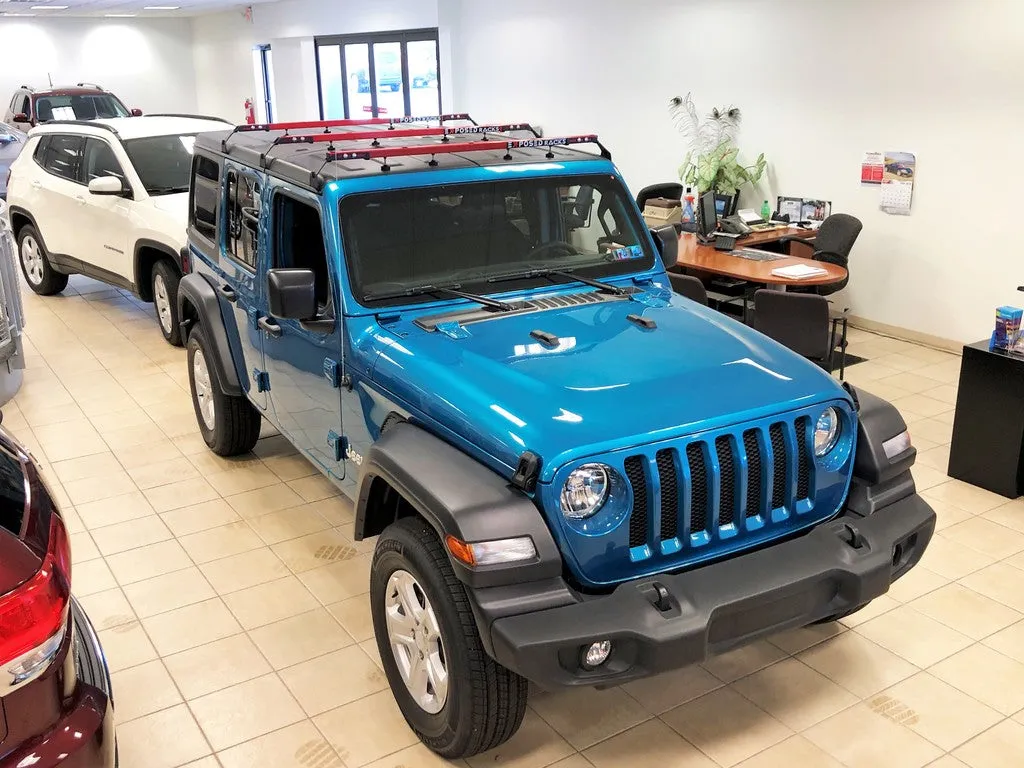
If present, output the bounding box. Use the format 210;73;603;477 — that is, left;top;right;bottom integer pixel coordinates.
670;93;766;215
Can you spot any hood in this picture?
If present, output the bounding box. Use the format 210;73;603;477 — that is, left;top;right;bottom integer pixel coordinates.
369;289;849;481
148;192;188;217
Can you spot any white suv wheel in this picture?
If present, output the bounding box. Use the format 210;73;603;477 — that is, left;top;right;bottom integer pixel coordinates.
153;272;173;334
20;235;44;286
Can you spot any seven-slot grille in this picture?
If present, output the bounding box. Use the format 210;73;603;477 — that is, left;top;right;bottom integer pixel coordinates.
627;416;813;551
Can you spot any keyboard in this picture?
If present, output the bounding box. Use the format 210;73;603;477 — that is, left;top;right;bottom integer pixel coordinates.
732;248;787;262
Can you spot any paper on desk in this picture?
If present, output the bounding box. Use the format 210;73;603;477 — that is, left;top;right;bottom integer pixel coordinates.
771;264;828;280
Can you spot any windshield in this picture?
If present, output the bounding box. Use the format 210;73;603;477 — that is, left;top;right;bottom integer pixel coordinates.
123;135;197;195
340;174;656;306
33;93;128;122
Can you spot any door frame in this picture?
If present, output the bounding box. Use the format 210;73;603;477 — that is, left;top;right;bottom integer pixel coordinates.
313;28;440;119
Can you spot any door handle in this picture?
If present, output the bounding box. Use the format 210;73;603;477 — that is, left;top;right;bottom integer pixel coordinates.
30;181;41;189
74;196;86;205
257;316;282;337
218;284;237;302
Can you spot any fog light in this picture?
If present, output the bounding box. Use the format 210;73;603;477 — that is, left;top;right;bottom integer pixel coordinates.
582;640;612;669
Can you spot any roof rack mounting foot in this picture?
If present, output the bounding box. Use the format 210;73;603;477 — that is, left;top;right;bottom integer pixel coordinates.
380;163;392;173
428;157;438;167
503;152;513;161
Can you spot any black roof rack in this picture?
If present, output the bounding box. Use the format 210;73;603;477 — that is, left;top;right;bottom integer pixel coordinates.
145;113;233;123
41;120;120;135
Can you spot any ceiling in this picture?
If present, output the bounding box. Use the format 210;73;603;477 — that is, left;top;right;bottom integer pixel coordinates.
0;0;277;17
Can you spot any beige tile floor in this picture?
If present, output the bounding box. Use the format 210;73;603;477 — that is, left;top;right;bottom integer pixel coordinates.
5;274;1024;768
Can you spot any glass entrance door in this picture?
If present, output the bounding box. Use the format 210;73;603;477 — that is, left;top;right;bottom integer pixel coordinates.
315;29;441;120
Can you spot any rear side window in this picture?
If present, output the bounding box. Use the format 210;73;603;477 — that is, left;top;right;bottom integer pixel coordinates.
41;134;84;182
190;153;220;241
32;136;51;164
226;170;260;269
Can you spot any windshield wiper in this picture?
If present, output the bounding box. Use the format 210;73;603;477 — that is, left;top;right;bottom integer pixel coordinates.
363;283;517;312
148;185;189;195
488;267;628;295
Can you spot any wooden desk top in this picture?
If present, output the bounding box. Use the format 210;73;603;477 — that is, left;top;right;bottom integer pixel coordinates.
676;229;847;287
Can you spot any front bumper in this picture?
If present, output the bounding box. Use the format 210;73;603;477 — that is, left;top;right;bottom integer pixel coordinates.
488;493;935;687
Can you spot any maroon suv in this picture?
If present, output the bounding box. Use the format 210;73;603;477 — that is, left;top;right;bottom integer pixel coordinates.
0;423;115;766
5;85;141;133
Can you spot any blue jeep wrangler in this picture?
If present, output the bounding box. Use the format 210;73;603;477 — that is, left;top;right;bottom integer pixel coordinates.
179;115;936;758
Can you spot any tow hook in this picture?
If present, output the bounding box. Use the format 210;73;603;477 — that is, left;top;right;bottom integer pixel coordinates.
838;522;867;550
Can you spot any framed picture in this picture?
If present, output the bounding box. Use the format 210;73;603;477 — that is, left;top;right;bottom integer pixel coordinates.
776;196;831;224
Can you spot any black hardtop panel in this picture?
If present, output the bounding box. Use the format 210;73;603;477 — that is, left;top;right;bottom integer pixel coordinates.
193;128;606;192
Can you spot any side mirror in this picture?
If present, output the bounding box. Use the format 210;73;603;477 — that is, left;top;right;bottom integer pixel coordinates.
650;225;679;269
88;176;125;196
267;268;316;320
130;108;143;117
12;113;28;123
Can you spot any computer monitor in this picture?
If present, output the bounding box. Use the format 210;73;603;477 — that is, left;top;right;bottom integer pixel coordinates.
697;191;718;243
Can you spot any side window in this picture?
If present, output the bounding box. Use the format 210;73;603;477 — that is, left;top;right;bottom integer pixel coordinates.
82;138;126;184
42;135;85;183
274;194;332;317
189;153;220;241
32;136;51;165
16;95;29;116
225;170;260;270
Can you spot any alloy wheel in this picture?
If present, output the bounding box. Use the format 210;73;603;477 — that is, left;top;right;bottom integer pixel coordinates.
191;346;216;430
384;569;449;714
20;236;44;285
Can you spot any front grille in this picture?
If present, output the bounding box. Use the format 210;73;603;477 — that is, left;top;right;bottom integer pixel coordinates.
623;416;817;553
625;456;648;548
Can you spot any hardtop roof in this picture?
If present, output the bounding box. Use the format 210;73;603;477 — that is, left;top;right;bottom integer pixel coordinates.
193;116;611;193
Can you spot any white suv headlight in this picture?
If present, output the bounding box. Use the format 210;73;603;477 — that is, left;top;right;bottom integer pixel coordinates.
560;463;610;519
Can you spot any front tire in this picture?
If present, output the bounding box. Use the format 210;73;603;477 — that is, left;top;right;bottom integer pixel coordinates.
17;225;68;295
371;517;528;759
187;324;261;456
152;260;182;346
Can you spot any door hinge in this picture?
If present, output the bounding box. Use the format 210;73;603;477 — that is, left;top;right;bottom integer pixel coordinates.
253;369;270;392
327;430;349;462
247;306;260;329
323;358;352;390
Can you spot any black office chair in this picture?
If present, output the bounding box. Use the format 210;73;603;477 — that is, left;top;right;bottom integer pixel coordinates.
750;289;848;379
668;273;708;305
636;183;683;210
779;213;862;296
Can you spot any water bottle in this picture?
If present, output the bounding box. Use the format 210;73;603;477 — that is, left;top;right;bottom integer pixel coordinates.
760;200;772;222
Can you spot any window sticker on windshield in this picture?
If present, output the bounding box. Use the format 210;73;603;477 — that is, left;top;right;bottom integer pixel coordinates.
609;244;643;261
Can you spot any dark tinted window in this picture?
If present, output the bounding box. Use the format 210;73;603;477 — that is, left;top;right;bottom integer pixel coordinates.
123;134;195;195
32;136;51;164
32;93;128;122
226;170;260;269
16;95;29;116
339;174;655;305
82;138;126;184
0;446;26;537
275;195;332;316
42;134;84;182
190;153;220;240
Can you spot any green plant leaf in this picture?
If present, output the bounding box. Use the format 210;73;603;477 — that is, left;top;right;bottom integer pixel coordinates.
720;147;739;166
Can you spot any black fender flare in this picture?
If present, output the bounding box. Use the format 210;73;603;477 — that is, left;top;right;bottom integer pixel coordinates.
176;272;244;397
355;422;562;590
845;384;918;516
133;239;183;287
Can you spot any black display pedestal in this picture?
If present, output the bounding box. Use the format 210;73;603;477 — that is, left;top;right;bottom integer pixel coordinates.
947;340;1024;498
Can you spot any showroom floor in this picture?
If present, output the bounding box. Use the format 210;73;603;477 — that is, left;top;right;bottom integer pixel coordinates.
5;274;1024;768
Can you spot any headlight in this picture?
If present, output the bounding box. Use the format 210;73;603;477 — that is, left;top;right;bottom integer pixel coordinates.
560;463;610;519
814;406;841;456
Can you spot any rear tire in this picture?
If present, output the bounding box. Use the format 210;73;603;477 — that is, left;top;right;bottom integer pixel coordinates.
187;324;261;456
17;225;67;295
152;260;182;346
371;517;528;759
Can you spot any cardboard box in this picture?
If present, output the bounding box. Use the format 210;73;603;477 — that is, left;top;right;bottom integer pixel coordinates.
642;197;682;226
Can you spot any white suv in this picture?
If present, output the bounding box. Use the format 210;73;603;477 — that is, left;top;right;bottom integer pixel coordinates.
5;114;230;345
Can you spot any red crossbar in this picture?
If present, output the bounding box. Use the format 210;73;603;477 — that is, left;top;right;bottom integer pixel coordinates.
327;135;604;164
236;112;473;133
275;122;535;146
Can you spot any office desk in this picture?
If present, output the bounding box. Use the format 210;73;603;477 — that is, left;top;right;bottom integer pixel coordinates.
675;229;847;289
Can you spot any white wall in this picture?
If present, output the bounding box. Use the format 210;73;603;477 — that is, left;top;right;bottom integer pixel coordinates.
0;18;198;115
451;0;1024;344
190;0;440;123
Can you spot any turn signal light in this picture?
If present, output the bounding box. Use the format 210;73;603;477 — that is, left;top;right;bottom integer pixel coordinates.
446;535;476;566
